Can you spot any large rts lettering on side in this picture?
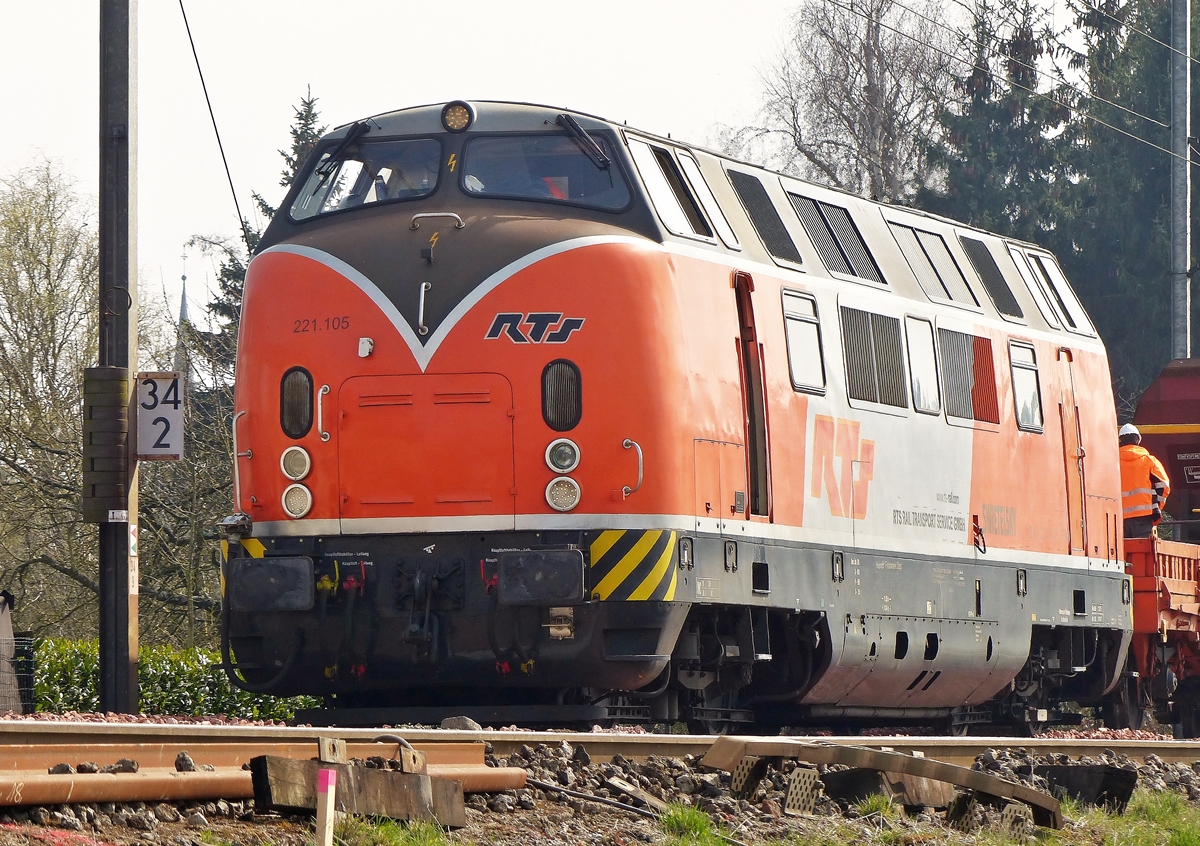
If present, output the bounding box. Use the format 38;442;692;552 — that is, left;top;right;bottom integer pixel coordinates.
811;415;874;519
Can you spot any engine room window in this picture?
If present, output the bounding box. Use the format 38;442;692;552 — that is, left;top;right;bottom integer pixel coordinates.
627;138;713;239
727;170;803;265
905;316;941;414
841;306;908;408
790;195;884;284
677;151;740;249
1029;253;1096;336
939;328;1000;423
1007;246;1062;329
291;138;441;220
1009;342;1044;432
782;291;826;393
890;224;978;306
461;134;631;210
960;236;1024;320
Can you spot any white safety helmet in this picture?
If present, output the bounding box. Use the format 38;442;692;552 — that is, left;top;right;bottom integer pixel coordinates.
1119;423;1140;438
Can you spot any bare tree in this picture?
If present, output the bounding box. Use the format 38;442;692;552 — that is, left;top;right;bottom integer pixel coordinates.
754;0;959;201
0;161;100;636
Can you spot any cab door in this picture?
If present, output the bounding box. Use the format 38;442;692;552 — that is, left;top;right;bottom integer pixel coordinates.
1058;349;1087;554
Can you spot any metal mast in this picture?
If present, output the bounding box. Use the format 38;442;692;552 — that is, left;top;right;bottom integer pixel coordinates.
97;0;139;713
1171;0;1191;359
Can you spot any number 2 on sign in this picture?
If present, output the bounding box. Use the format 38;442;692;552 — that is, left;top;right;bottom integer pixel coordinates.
141;378;181;411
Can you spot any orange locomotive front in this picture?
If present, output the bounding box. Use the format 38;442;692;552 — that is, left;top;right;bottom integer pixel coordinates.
222;101;1133;731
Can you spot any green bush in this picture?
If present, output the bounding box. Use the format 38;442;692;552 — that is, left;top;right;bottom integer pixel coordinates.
32;638;319;721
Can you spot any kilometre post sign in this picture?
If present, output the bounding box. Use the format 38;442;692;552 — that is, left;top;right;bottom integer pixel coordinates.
136;372;184;460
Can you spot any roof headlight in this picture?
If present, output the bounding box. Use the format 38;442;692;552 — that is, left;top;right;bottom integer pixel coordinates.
282;483;313;519
545;477;581;512
280;446;311;481
545;438;580;473
441;101;474;133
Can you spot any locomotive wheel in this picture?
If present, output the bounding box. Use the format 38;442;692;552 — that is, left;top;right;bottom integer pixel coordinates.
1102;675;1146;731
1177;698;1200;739
686;718;732;736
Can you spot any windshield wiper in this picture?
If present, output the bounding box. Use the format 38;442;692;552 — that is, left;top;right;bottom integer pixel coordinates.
311;120;372;191
555;114;610;170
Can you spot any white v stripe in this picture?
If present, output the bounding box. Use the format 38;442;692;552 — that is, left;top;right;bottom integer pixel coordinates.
259;235;647;372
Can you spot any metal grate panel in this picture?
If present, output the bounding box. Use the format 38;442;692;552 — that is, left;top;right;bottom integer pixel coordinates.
919;230;977;304
871;313;908;407
939;328;975;419
821;202;883;283
841;307;878;403
891;224;949;299
785;767;819;816
790;194;851;275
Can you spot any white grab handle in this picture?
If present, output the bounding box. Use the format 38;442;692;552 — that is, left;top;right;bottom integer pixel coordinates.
622;438;643;497
317;385;331;442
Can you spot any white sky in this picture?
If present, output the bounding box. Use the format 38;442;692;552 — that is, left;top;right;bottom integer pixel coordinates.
1;1;798;327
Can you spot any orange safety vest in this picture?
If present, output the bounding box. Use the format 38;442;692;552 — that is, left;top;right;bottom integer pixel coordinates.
1120;444;1171;520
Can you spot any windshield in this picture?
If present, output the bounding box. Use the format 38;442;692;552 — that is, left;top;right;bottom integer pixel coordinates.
461;134;630;210
291;138;442;220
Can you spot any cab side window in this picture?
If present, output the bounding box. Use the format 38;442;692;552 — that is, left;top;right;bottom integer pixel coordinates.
1009;342;1044;432
782;292;825;393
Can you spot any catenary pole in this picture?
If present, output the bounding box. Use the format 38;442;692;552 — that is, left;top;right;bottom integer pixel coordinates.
1171;0;1191;359
98;0;139;713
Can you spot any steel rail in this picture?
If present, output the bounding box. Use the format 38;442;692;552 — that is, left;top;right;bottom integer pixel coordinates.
0;722;1196;769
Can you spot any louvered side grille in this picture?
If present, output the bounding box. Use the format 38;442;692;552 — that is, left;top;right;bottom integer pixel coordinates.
841;306;878;403
871;314;907;407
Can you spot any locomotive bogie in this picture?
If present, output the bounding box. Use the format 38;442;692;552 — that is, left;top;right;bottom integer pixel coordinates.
223;101;1132;730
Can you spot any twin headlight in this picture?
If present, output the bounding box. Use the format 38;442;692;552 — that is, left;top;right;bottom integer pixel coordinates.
280;440;582;517
544;438;581;511
281;446;312;518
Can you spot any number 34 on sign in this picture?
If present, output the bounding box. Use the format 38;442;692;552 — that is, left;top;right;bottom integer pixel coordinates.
136;372;184;461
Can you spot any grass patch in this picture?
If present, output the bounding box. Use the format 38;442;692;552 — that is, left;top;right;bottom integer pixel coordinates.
331;816;451;846
1129;789;1188;826
852;793;899;820
1056;789;1200;846
660;803;723;846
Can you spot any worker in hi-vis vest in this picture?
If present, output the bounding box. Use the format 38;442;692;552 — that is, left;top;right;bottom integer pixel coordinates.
1119;423;1171;538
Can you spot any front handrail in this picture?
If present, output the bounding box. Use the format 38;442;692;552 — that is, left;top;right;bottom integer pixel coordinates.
622;438;643;498
410;212;465;230
317;385;331;442
418;282;432;336
231;411;250;509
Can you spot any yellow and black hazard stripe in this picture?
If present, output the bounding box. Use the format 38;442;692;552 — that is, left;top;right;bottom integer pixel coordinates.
220;539;266;561
588;530;677;601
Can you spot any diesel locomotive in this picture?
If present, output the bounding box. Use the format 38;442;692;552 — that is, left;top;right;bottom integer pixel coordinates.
220;100;1133;732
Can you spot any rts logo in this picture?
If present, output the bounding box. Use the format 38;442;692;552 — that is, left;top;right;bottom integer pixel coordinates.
486;312;585;344
811;415;875;519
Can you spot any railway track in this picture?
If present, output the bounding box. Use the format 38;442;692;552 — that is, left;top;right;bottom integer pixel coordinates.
0;720;1198;769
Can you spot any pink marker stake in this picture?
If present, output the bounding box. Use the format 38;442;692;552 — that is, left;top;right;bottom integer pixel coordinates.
315;768;338;846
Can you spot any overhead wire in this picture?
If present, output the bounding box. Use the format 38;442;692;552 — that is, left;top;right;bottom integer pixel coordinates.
823;0;1188;164
888;0;1168;127
1073;0;1200;69
178;0;253;252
